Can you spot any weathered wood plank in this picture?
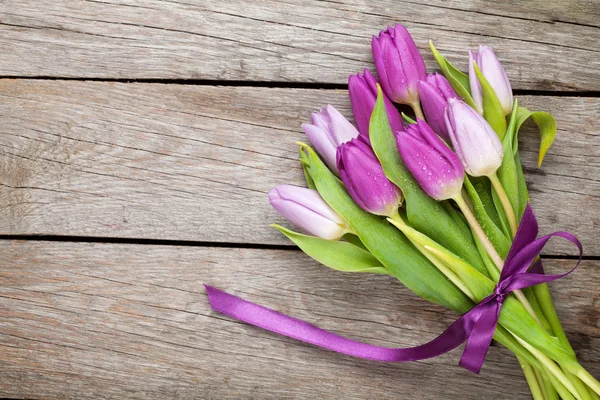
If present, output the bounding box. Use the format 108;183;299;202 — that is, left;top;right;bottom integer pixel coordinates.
0;1;598;90
0;81;597;254
0;80;597;254
0;241;598;399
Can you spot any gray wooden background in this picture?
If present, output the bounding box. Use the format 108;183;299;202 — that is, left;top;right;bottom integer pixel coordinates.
0;1;598;399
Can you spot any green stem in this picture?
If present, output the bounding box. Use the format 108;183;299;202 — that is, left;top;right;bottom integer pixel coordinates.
515;337;582;400
523;287;552;333
454;194;504;267
519;357;547;400
386;210;552;389
541;373;560;400
543;369;577;400
389;210;475;299
411;100;425;120
573;367;600;397
569;371;595;400
489;172;518;236
453;193;542;325
533;280;576;355
534;368;550;400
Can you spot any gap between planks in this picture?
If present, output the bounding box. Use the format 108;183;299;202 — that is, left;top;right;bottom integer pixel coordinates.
0;77;599;98
0;235;599;262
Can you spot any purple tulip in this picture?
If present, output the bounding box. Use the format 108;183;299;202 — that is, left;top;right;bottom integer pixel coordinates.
348;69;405;139
336;137;403;216
396;119;464;201
372;24;427;107
417;73;459;142
269;184;350;240
469;46;514;116
444;98;504;177
302;105;359;175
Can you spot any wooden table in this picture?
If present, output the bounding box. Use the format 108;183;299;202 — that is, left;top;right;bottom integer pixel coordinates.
0;1;598;399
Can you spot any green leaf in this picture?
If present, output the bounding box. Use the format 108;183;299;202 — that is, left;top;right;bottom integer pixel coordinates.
514;152;530;219
342;233;368;250
491;187;512;239
522;287;553;333
300;142;473;313
429;41;477;110
369;86;487;274
463;176;512;258
515;106;557;167
505;101;520;152
273;225;389;274
389;217;495;302
302;162;317;190
469;176;506;235
441;201;473;241
494;101;520;222
473;61;507;138
401;112;417;125
499;296;577;366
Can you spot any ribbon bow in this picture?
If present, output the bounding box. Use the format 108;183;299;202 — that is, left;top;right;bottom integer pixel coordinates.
206;204;582;373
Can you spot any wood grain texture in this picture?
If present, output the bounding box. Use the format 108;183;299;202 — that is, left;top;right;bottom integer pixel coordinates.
0;1;599;90
0;80;597;255
0;241;598;399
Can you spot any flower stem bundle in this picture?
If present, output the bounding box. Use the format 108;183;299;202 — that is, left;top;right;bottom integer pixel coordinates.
266;24;598;399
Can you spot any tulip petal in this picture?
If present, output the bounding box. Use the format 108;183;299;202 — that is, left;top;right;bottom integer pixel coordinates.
478;46;513;115
269;185;348;240
302;105;359;174
445;98;503;177
302;123;338;173
429;41;478;110
397;121;464;201
469;51;484;114
373;25;427;105
337;137;402;216
368;89;486;269
418;79;451;141
348;70;404;139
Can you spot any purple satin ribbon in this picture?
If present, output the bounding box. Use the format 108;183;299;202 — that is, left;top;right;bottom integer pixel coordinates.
205;204;582;373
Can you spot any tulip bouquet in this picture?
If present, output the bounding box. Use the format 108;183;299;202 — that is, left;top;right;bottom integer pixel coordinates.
208;24;599;399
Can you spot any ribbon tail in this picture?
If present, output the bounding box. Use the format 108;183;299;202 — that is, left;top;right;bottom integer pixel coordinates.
205;285;478;363
458;301;501;374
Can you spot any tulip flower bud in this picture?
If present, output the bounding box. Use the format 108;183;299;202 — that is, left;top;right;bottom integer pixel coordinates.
469;46;514;116
336;137;403;216
302;105;359;175
444;98;504;177
269;184;350;240
396;119;464;201
348;69;405;139
372;24;427;106
417;73;459;141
